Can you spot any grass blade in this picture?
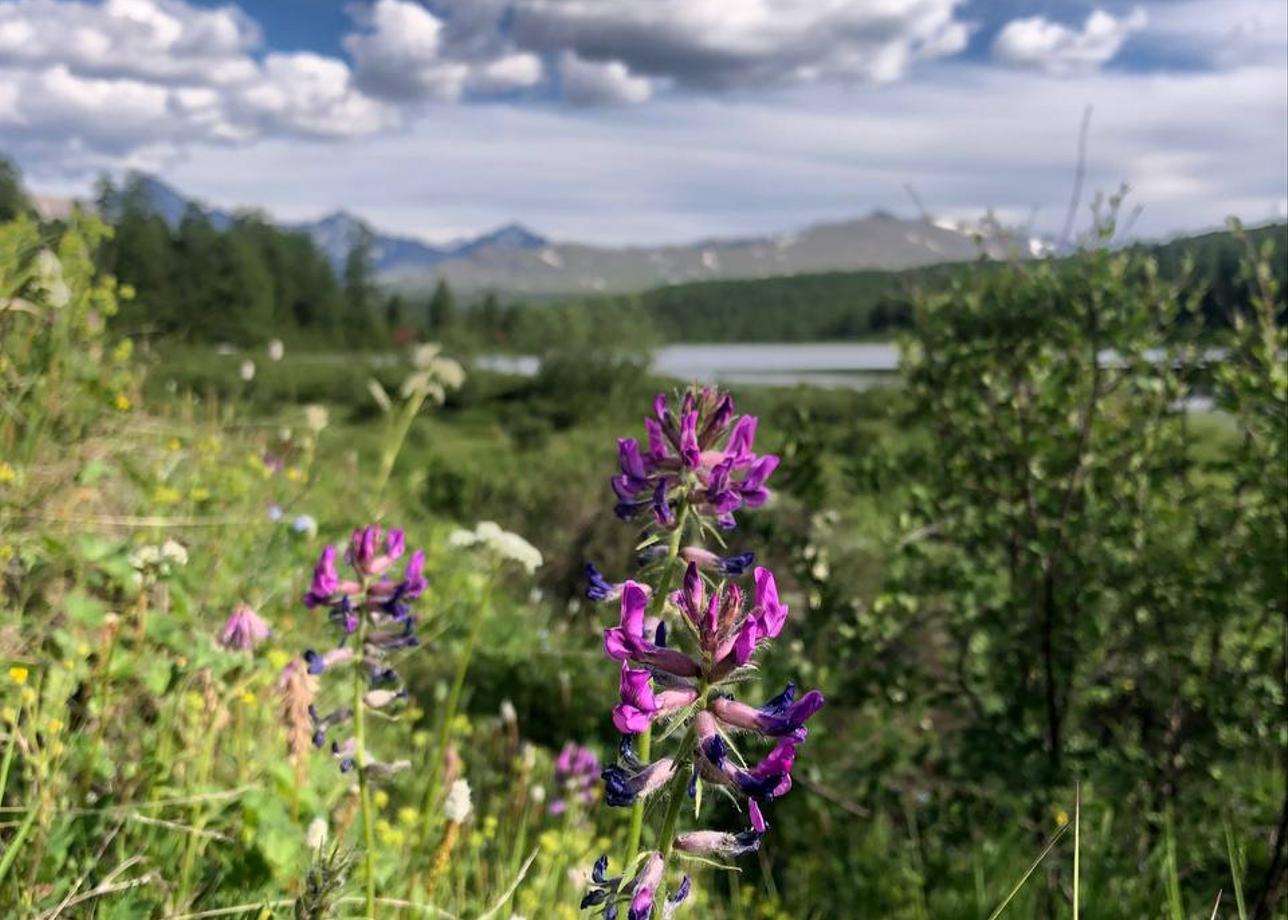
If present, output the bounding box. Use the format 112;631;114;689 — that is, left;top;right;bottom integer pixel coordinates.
1073;784;1081;920
1224;821;1248;920
1164;809;1185;920
983;823;1069;920
1209;890;1223;920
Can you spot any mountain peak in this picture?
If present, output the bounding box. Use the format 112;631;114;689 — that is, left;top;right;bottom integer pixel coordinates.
462;222;548;253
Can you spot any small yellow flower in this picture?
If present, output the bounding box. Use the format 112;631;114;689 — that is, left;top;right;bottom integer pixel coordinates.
47;719;63;733
285;466;305;482
0;546;13;563
1053;807;1070;828
397;806;418;827
2;707;16;724
20;687;36;705
8;666;28;685
240;691;256;705
114;393;131;412
373;789;389;810
167;438;182;451
0;462;15;483
267;649;290;670
49;740;65;758
190;486;211;502
153;485;181;505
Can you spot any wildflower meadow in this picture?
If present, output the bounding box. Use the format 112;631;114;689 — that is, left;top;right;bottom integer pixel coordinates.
1;203;1286;920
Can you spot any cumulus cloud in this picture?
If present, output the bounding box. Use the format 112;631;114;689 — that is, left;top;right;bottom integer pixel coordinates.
0;0;260;84
992;8;1147;76
0;0;392;166
512;0;972;89
345;0;542;101
559;51;652;105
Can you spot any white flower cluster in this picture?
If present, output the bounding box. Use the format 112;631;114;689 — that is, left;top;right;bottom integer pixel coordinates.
444;778;473;824
401;343;467;405
128;539;189;583
448;521;543;574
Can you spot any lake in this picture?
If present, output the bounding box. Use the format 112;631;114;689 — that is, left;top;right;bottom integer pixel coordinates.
477;342;902;389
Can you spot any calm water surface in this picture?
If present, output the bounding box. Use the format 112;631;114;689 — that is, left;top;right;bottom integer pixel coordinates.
478;342;901;389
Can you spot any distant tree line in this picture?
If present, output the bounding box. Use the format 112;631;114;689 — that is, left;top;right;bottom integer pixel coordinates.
4;155;1283;349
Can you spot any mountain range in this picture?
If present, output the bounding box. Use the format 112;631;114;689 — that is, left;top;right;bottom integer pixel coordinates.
54;173;1026;297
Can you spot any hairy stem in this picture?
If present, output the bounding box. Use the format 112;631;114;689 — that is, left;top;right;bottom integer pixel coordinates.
625;506;690;865
353;615;377;917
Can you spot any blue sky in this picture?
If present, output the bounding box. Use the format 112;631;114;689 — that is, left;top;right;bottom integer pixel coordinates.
2;0;1284;245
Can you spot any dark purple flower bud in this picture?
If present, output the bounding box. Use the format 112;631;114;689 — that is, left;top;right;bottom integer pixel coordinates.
680;546;755;575
601;757;677;807
711;686;825;739
674;828;762;857
651;479;674;527
585;563;623;602
679;411;701;469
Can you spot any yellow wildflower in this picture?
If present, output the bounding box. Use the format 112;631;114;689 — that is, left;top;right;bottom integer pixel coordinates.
114;393;131;412
285;466;305;482
190;486;211;502
0;462;15;483
153;485;181;505
397;806;418;827
1053;806;1070;828
2;707;16;724
47;719;63;733
8;666;28;685
240;691;256;705
167;438;182;451
20;687;36;705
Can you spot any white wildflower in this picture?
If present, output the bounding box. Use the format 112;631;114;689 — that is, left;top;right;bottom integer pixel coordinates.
530;784;546;805
412;342;441;369
33;250;70;309
449;522;542;573
429;356;466;390
444;778;473;823
292;515;318;537
267;338;285;361
239;360;256;382
306;816;328;850
303;404;330;433
500;699;517;725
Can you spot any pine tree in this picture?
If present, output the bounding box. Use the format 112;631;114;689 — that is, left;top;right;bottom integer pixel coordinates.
426;278;456;337
0;157;32;222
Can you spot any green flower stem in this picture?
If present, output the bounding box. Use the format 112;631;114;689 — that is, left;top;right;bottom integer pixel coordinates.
655;725;698;861
416;574;495;862
625;504;690;866
353;611;378;917
372;389;427;516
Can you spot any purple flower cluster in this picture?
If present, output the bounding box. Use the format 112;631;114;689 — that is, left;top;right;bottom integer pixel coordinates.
612;388;779;531
550;742;600;815
299;524;425;775
581;387;824;920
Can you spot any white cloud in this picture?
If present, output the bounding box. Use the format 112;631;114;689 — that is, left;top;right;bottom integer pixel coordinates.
993;8;1147;76
513;0;972;89
559;51;652;105
148;60;1285;248
467;52;545;93
0;0;394;163
0;0;259;84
